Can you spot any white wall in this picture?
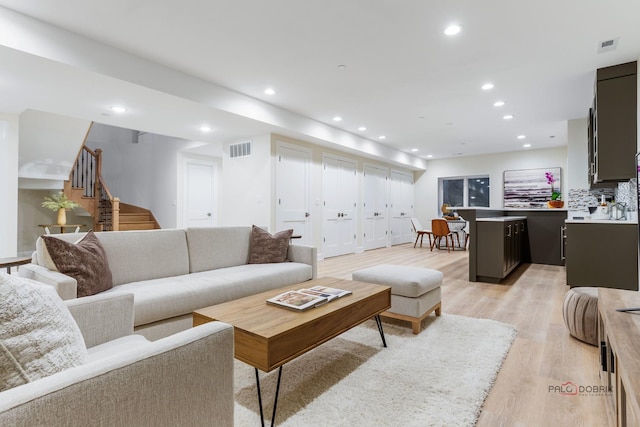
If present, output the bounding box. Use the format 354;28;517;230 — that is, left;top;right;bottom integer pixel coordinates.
414;146;568;222
0;114;19;257
219;134;272;227
567;118;588;190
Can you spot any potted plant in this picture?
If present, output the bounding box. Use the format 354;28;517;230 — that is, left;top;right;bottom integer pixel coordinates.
545;172;564;208
42;192;79;225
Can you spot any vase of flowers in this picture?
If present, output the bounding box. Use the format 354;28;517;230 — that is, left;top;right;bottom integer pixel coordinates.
545;172;564;208
42;192;79;225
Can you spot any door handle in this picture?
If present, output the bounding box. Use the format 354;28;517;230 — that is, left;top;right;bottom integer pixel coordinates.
305;212;310;217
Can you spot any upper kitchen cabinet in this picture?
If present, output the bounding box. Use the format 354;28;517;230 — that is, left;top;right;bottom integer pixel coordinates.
590;61;637;186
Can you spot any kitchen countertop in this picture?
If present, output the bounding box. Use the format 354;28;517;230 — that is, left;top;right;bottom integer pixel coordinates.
458;207;568;212
477;216;528;222
565;218;638;224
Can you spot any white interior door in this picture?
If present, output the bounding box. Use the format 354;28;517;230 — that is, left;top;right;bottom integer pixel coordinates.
390;170;414;245
363;164;388;250
322;155;356;258
276;142;311;245
184;159;217;227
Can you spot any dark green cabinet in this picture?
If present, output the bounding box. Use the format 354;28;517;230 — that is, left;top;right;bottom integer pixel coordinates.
565;222;638;291
476;219;526;283
590;61;637;186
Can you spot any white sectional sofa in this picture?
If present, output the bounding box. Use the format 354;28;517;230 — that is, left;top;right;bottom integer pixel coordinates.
20;226;317;340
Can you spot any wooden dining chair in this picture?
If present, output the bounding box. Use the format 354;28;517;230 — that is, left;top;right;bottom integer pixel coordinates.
410;218;433;248
431;218;459;252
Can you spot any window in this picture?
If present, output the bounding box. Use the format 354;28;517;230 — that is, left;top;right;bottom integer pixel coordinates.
439;175;490;208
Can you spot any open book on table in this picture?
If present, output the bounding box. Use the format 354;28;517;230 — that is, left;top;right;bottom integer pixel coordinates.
267;285;352;311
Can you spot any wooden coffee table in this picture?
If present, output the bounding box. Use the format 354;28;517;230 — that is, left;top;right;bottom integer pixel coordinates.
193;277;391;426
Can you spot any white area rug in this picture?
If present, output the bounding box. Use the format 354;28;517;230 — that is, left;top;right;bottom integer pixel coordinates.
234;314;517;426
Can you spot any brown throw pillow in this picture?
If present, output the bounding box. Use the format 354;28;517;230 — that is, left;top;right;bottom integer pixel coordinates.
248;225;293;264
42;231;113;297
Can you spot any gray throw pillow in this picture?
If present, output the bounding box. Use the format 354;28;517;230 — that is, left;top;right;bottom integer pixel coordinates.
43;230;113;297
0;273;87;392
248;225;293;264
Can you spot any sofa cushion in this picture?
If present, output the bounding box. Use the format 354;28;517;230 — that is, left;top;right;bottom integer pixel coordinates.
43;231;113;297
248;226;293;264
186;227;253;273
103;262;313;326
0;273;87;392
94;229;190;286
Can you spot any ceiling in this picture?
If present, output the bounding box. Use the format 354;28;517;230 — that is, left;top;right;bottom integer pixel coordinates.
1;0;640;165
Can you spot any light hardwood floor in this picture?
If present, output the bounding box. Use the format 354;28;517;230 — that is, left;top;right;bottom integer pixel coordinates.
317;244;612;427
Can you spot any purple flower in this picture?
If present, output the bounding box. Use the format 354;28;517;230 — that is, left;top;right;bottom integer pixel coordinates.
545;172;555;185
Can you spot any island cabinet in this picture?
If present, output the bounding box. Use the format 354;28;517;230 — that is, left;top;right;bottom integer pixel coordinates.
476;217;526;283
565;221;638;291
590;61;637;185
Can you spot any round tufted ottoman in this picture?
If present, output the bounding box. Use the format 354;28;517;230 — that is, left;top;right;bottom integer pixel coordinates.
562;287;598;346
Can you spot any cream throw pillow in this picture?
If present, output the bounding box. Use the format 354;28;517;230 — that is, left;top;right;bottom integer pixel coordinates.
0;273;87;392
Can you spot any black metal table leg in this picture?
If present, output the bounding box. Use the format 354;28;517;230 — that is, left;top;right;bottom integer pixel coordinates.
374;314;387;347
255;366;284;427
255;368;265;427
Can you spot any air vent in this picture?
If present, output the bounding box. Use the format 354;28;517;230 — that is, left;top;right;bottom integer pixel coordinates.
597;38;618;54
229;140;252;158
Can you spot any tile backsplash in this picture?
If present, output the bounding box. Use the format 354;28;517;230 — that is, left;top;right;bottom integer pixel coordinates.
568;179;637;212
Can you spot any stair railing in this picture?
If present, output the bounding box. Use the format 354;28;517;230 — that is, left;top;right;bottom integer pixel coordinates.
68;146;120;231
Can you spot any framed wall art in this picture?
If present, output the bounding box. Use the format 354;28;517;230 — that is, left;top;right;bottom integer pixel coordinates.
503;167;562;209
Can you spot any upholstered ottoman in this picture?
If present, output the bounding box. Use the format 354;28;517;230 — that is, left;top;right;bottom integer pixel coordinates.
562;287;598;346
352;264;442;334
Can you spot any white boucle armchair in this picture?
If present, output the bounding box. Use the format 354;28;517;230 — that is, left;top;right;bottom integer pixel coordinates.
0;293;235;427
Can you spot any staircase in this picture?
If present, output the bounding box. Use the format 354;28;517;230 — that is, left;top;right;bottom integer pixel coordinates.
118;203;160;231
64;129;161;231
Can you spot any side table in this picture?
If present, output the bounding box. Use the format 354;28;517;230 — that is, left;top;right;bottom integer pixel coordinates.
0;256;31;274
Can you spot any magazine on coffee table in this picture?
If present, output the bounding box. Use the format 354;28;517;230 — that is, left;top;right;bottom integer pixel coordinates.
267;285;352;311
298;285;352;301
267;290;329;311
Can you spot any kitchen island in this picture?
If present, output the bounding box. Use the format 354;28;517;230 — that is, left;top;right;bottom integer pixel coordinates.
457;208;567;283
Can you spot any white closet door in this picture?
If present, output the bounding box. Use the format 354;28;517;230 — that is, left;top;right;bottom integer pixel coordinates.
276;142;311;245
322;155;357;258
390;170;414;245
363;164;388;250
184;159;216;227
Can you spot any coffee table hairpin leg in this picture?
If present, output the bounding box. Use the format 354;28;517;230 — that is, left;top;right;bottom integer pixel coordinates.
374;314;387;348
255;366;283;427
254;314;387;427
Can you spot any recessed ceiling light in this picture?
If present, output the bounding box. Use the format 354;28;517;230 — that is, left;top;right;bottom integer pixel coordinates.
523;144;531;148
378;135;386;140
333;116;342;122
444;24;462;36
358;126;367;131
503;114;514;120
411;148;419;152
264;88;276;95
200;125;212;132
517;135;526;139
481;83;494;90
337;64;347;70
110;106;127;113
427;154;433;158
493;101;505;107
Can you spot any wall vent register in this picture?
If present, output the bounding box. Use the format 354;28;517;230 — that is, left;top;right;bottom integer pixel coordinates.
229;141;252;158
